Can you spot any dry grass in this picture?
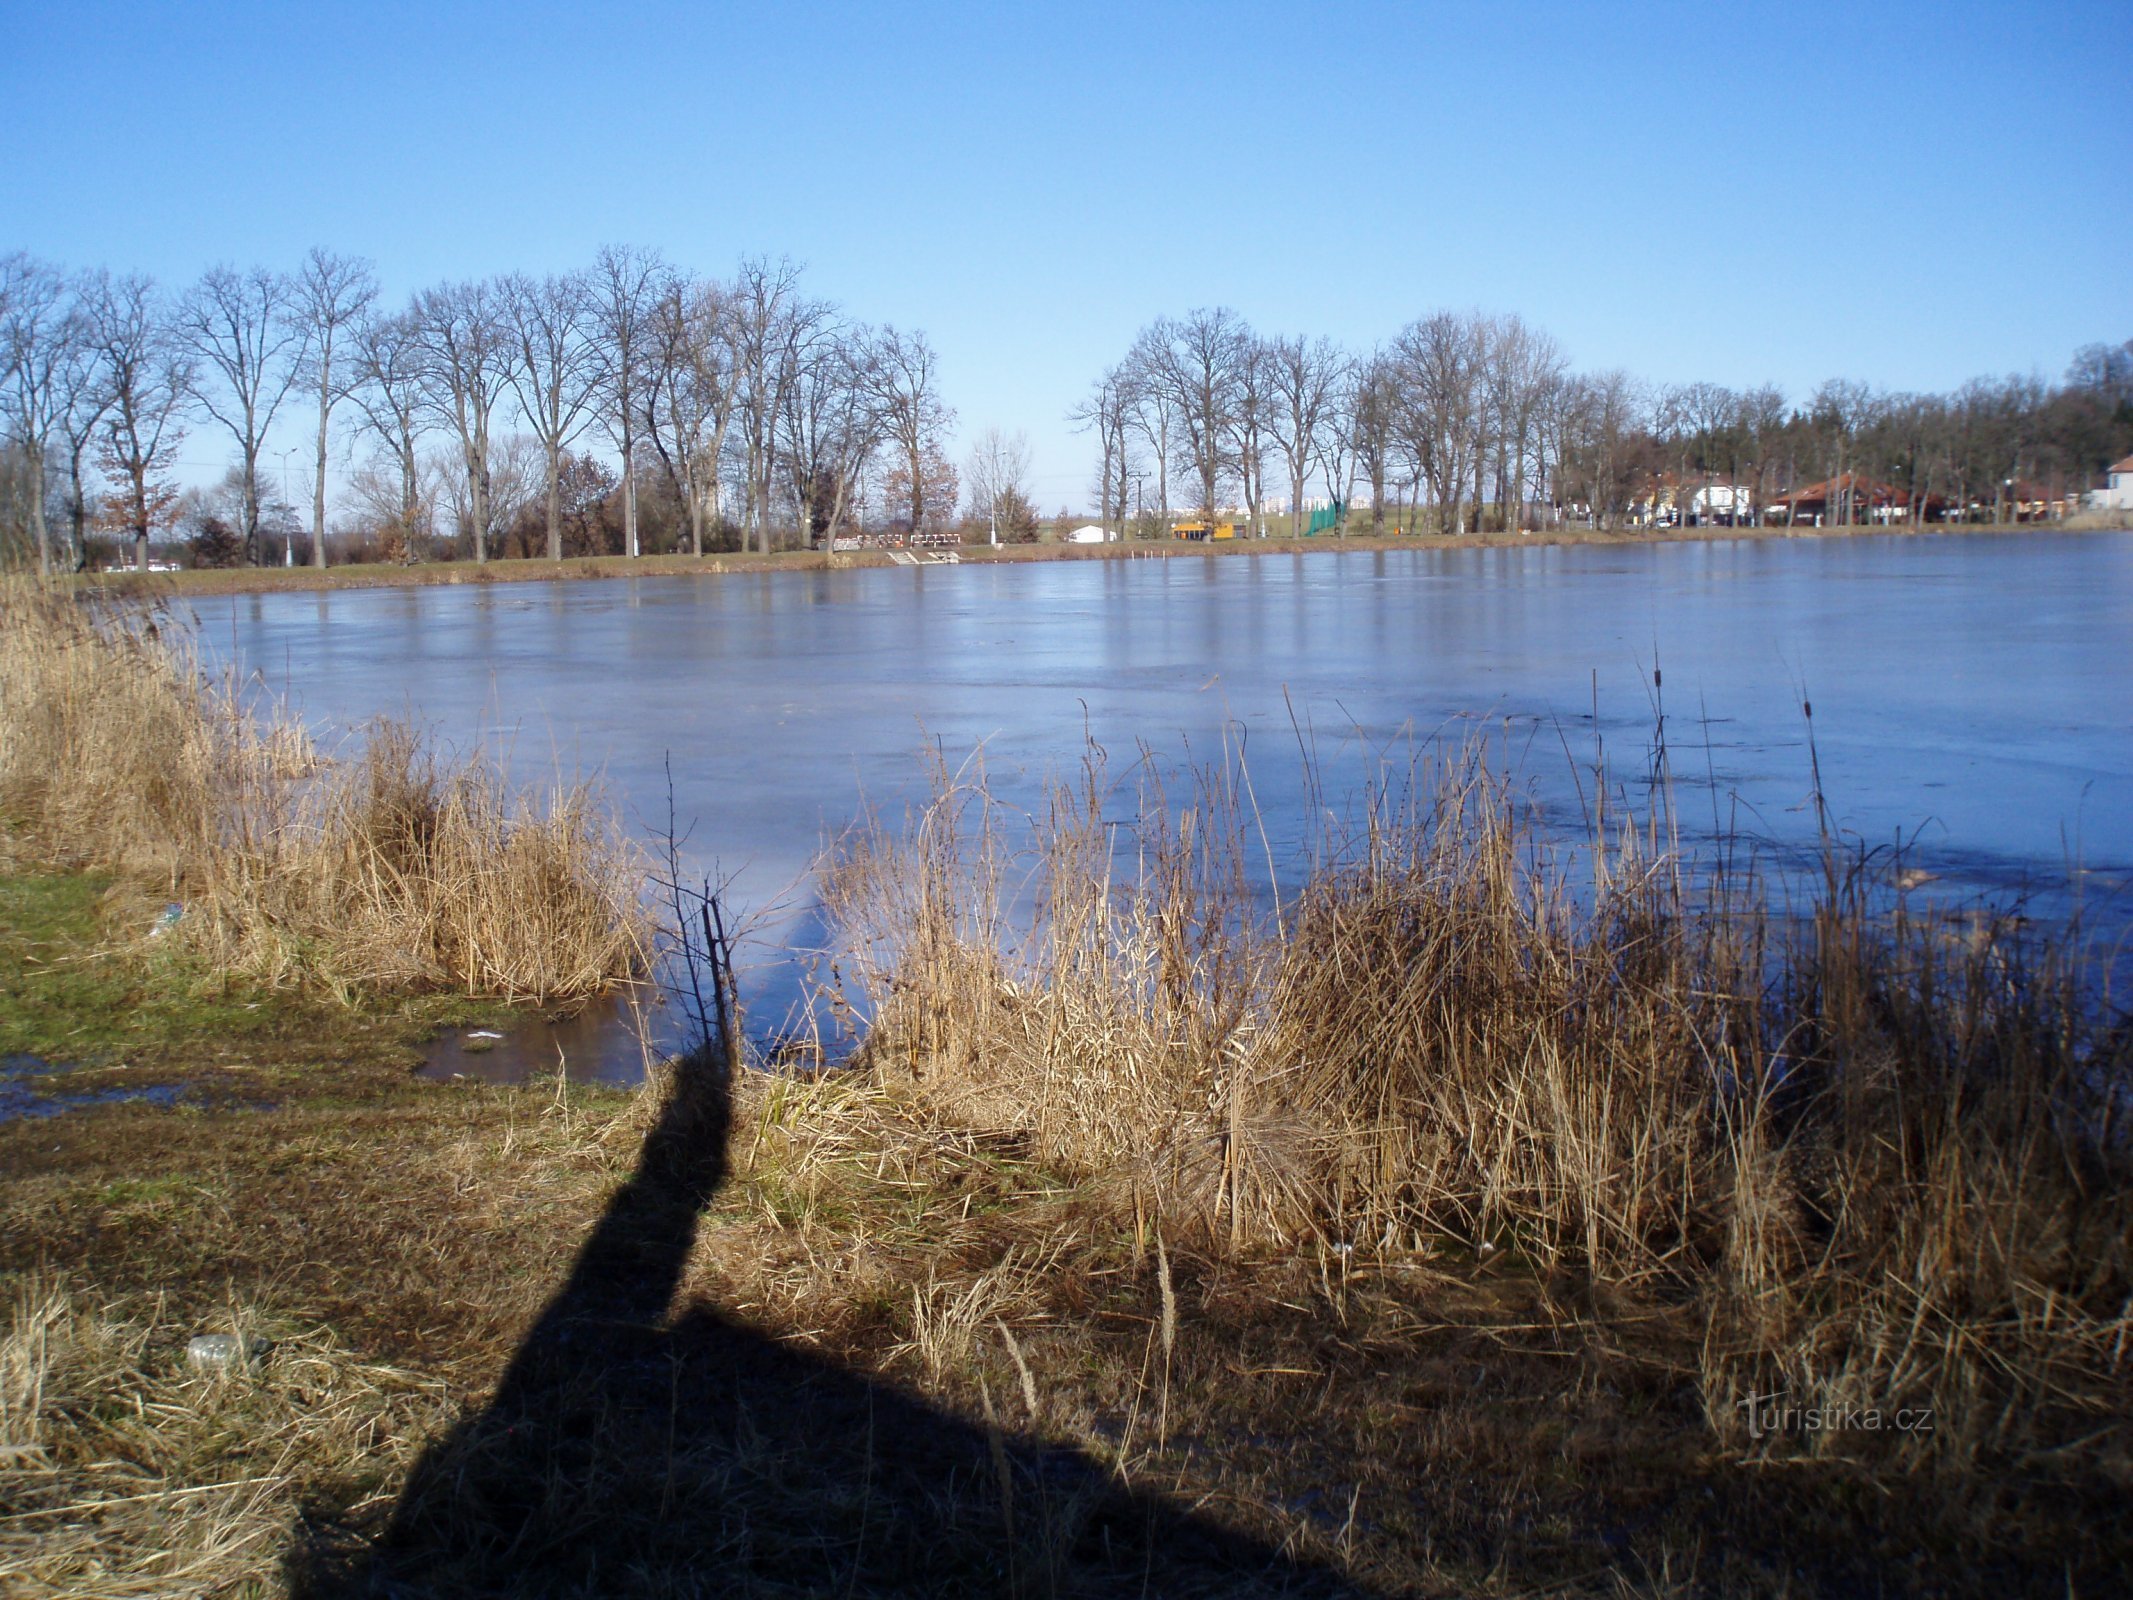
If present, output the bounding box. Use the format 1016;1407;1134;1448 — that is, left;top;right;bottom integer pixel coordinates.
819;742;2133;1487
0;578;646;1003
0;1277;452;1599
7;568;2129;1591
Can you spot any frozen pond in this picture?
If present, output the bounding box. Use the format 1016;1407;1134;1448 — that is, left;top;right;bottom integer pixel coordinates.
197;531;2133;1063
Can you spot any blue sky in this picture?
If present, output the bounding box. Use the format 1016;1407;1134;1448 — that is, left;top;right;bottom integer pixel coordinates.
4;0;2125;508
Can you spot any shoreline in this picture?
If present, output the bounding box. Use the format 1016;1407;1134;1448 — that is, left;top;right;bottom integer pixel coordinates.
5;562;2128;1594
77;518;2112;598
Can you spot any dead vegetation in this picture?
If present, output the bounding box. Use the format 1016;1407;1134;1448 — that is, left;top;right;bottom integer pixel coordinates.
5;572;2130;1592
0;577;646;1002
819;740;2133;1501
0;1277;453;1599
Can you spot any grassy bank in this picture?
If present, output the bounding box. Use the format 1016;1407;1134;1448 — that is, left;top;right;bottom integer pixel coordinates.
74;517;2093;599
5;855;2128;1595
3;579;2129;1594
0;579;646;1002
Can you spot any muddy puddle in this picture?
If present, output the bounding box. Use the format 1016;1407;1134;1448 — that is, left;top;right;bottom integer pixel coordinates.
419;990;696;1086
1;1053;191;1121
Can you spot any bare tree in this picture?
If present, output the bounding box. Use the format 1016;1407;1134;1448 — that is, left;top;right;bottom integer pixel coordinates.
1809;378;1878;525
1069;363;1136;536
449;433;542;552
1558;370;1642;528
293;249;377;568
90;273;192;571
0;255;83;573
869;326;953;539
412;279;516;562
588;245;667;559
1345;355;1398;533
503;270;600;562
964;427;1033;543
351;309;433;557
1265;334;1348;541
728;257;823;554
1734;385;1786;526
1486;317;1566;531
1121;356;1175;524
1133;309;1249;527
176;265;307;564
50;322;114;571
1230;335;1275;535
1389;312;1486;535
345;455;439;559
644;275;741;558
782;323;885;546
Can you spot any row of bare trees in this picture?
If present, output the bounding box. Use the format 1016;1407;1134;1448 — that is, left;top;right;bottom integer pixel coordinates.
10;251;2132;566
1075;308;1611;537
0;249;957;570
1075;309;2133;535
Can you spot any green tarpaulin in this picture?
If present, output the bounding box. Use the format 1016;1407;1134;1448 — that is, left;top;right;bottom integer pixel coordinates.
1303;500;1346;537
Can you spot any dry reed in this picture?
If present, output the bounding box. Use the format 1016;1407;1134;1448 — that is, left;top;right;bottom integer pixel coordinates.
0;578;646;1003
820;740;2133;1479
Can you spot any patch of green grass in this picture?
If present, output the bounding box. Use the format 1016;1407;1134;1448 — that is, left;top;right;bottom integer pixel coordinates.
0;874;286;1066
0;872;536;1109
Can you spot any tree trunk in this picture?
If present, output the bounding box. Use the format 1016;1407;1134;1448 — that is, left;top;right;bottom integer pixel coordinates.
66;454;88;570
313;378;331;568
400;449;419;554
546;448;563;561
623;430;639;558
468;441;489;564
242;445;262;565
1117;432;1129;531
27;445;50;575
908;439;925;537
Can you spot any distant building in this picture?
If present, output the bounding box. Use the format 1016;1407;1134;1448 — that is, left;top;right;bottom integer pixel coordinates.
2092;454;2133;513
1953;479;2079;522
1764;474;1943;525
2006;480;2074;522
1625;474;1752;527
1688;484;1752;523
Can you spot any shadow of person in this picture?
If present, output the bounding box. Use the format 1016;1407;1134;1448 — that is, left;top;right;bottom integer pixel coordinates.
291;1048;1364;1597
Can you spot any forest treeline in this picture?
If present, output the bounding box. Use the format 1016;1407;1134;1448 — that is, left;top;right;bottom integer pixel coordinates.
4;246;2130;571
0;248;960;571
1082;310;2133;537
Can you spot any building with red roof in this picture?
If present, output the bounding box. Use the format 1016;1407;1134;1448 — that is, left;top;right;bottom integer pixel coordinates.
1763;473;1945;526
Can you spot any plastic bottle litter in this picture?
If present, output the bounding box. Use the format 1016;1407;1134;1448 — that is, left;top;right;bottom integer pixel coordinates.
186;1333;269;1372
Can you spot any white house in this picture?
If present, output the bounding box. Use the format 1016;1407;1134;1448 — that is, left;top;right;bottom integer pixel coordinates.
1688;484;1753;523
2092;454;2133;513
